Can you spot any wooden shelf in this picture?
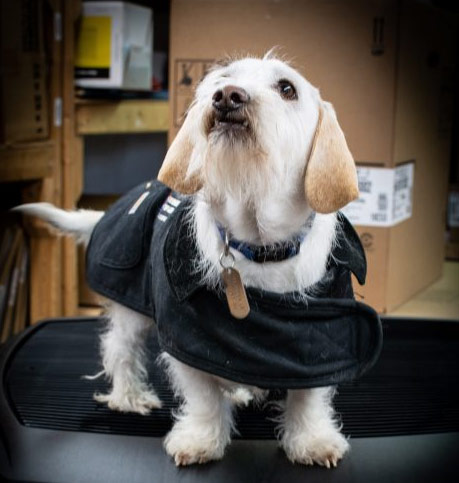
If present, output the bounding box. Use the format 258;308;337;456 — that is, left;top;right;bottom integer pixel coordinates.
76;99;169;135
78;305;104;317
0;142;55;182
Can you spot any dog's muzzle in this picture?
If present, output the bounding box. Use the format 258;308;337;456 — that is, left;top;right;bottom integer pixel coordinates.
209;85;250;133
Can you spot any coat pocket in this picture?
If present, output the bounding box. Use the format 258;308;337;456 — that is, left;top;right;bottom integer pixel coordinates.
95;181;170;269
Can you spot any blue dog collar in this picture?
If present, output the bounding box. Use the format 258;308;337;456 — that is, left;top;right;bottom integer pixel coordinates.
217;212;316;264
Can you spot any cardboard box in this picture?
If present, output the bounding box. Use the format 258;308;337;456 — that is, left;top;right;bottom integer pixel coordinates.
75;1;153;90
446;184;459;260
0;0;49;144
447;185;459;231
169;0;455;313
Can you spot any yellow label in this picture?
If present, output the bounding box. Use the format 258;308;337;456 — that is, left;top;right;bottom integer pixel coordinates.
75;16;111;68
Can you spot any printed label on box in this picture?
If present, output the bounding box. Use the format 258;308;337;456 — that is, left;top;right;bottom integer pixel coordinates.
341;162;414;227
392;163;414;224
174;59;214;127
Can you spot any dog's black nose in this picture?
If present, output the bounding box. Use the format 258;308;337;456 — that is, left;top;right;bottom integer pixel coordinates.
212;85;249;112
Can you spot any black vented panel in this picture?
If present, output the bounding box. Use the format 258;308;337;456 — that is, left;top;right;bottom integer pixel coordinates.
4;318;459;439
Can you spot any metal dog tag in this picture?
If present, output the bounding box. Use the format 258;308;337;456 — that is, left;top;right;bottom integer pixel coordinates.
221;267;250;319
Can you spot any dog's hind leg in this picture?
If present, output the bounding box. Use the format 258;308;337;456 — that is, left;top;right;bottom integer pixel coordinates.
162;355;234;466
279;387;349;468
92;301;162;414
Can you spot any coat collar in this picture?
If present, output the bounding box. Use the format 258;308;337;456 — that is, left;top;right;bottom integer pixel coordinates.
333;212;367;285
163;198;367;303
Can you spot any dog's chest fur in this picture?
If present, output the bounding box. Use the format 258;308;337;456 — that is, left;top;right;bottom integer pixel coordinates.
193;194;338;294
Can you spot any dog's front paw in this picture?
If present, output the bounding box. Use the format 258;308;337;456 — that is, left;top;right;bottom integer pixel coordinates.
281;427;349;468
164;420;229;466
94;389;162;415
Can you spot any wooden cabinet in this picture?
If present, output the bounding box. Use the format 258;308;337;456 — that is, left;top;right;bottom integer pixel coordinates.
1;1;169;326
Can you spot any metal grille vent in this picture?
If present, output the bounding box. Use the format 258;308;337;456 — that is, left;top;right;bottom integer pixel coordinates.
5;319;459;439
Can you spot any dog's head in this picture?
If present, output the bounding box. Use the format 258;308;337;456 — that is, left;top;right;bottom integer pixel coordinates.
159;55;358;214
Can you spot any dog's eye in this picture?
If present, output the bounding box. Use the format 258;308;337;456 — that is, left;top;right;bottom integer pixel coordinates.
277;80;297;100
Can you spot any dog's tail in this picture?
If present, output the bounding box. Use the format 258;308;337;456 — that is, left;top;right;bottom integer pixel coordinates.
13;203;104;245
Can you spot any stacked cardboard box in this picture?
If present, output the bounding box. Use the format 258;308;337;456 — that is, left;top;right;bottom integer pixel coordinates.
168;0;455;313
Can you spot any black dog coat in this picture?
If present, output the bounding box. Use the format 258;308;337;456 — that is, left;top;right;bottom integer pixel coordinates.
86;180;382;389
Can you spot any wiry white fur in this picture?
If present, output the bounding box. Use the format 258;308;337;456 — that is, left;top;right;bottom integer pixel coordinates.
278;388;350;468
93;302;161;415
161;56;346;468
161;354;234;466
186;57;337;296
187;58;320;230
192;196;337;295
12;202;103;245
16;55;350;469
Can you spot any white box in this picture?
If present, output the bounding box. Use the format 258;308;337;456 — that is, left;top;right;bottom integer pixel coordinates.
341;162;415;227
75;1;153;90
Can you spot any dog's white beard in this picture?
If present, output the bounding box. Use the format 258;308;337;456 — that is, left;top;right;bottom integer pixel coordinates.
203;135;281;205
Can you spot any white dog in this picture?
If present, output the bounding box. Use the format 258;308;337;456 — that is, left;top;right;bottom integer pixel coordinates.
16;52;360;468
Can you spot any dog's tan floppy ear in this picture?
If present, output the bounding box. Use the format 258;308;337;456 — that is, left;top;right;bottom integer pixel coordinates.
305;102;359;214
157;105;203;194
